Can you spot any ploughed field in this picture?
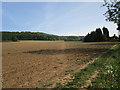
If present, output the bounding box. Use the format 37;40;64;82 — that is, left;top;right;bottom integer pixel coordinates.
2;41;117;88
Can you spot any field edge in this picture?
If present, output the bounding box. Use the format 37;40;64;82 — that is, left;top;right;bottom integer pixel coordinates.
54;44;120;88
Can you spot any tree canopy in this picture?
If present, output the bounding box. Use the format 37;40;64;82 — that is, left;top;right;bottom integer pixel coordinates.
103;0;120;25
1;31;84;42
103;27;110;41
83;27;110;42
103;0;120;41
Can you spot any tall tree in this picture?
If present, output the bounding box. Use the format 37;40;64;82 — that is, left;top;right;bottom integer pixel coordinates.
102;27;110;41
83;28;104;42
91;31;97;42
103;0;120;41
96;28;103;41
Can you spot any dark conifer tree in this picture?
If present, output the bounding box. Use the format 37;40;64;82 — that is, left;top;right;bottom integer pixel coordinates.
102;27;109;41
95;28;103;42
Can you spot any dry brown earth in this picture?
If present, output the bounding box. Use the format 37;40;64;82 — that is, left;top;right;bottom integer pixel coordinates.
2;41;115;88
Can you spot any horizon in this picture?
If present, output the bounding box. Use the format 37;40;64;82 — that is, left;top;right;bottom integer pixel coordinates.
1;30;119;37
2;2;119;36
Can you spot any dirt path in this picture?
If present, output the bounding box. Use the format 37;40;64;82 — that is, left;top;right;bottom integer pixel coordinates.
50;57;98;88
81;71;99;88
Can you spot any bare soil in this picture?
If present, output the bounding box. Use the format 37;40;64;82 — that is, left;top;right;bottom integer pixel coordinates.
2;41;115;88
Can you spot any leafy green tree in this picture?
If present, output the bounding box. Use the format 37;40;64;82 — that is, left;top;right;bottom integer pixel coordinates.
83;33;90;42
12;36;18;42
96;28;104;42
103;0;120;41
84;28;105;42
102;27;110;41
91;31;97;42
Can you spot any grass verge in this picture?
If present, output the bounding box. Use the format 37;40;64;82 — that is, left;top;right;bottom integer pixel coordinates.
55;44;120;88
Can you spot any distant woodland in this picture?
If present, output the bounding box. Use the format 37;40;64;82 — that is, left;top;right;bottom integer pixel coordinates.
1;31;84;42
83;27;119;42
1;27;119;42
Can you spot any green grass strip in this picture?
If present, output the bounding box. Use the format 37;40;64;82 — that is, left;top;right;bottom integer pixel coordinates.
55;44;120;88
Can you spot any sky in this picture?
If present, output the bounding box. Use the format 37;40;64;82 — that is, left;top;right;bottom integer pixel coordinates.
2;2;119;36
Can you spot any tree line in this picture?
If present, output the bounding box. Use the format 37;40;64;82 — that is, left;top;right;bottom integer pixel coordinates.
1;31;84;42
83;27;110;42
